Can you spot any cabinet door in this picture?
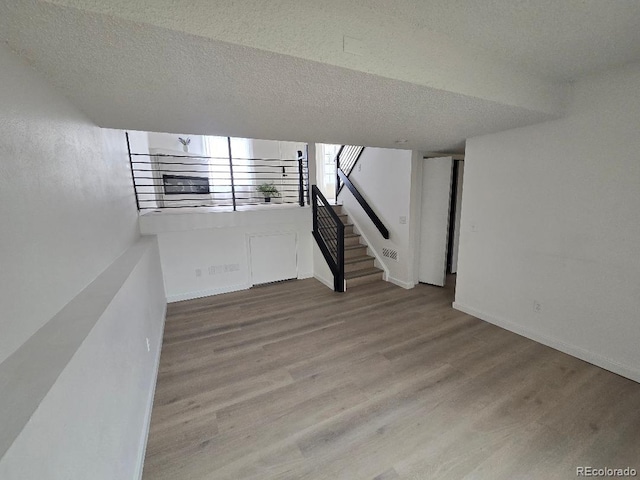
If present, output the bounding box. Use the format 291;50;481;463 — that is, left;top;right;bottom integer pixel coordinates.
249;233;298;285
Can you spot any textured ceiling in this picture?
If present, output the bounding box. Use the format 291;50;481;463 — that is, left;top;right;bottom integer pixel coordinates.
4;1;638;152
359;0;640;81
45;0;640;81
39;0;566;114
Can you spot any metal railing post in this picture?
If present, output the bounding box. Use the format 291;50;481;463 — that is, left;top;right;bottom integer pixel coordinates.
297;150;304;207
336;222;345;292
312;187;318;233
305;144;311;206
227;137;237;211
125;132;141;211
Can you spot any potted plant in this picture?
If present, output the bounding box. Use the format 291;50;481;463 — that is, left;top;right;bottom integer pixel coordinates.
256;182;281;203
178;137;191;152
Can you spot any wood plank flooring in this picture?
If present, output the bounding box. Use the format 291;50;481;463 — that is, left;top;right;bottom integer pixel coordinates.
143;278;640;480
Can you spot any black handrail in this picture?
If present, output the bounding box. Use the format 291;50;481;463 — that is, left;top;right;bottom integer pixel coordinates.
311;185;345;292
337;168;390;240
336;145;365;197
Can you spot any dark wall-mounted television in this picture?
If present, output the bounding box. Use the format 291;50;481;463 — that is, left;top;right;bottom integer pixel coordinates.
163;174;210;195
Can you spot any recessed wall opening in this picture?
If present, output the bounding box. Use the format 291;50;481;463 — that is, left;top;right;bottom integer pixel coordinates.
126;131;310;212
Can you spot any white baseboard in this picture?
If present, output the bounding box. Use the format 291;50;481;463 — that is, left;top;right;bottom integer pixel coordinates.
313;273;334;290
298;271;314;280
135;303;167;480
387;275;416;290
453;301;640;384
166;283;251;303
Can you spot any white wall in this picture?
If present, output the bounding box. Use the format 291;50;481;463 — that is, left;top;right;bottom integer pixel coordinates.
146;131;206;155
0;43;166;477
338;147;416;288
455;63;640;383
140;207;313;302
0;44;140;363
127;130;150;156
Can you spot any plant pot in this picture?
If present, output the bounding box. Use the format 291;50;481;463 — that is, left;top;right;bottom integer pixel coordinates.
264;197;271;203
182;145;189;153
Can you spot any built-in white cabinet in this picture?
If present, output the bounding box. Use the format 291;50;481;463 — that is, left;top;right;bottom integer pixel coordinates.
249;232;298;285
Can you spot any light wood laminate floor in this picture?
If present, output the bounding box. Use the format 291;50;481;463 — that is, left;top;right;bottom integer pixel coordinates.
143;278;640;480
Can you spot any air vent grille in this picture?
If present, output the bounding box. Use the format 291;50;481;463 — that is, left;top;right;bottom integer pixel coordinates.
382;247;398;262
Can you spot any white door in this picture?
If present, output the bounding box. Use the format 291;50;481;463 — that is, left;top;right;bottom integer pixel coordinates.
249;233;298;285
450;161;464;274
419;156;454;286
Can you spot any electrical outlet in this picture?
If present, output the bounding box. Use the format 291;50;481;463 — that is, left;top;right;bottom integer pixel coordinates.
195;268;202;277
358;163;362;172
145;337;151;352
533;300;542;313
399;216;407;225
471;224;479;232
208;264;240;275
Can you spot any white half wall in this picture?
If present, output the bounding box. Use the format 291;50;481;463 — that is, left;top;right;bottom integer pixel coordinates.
338;147;416;288
0;42;167;477
0;238;166;480
140;207;313;302
455;62;640;383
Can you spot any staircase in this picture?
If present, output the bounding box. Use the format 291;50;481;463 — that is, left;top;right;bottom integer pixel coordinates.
311;145;388;293
331;204;384;288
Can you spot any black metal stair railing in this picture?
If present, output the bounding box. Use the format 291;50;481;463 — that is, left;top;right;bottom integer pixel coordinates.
333;144;390;240
311;185;345;292
337;169;389;239
335;145;365;196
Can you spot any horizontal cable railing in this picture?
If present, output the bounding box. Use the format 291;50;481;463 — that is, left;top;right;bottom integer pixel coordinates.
127;134;309;211
312;185;345;292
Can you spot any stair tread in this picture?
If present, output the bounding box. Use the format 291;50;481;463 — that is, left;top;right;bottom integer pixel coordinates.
345;233;360;238
344;255;374;264
344;244;367;251
345;267;383;279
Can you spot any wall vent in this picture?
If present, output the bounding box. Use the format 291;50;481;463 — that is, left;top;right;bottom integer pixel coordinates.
382;248;399;262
